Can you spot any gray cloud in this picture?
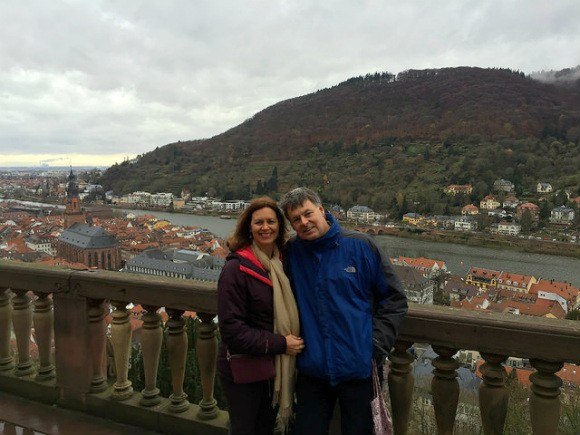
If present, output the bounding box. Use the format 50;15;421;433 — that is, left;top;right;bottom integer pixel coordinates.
1;0;579;165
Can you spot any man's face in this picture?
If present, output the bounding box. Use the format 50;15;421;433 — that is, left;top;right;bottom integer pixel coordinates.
287;200;330;241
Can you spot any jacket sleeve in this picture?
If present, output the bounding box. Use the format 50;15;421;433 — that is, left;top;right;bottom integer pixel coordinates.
217;259;287;356
368;241;408;362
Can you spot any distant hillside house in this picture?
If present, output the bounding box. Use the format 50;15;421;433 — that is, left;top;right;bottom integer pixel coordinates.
516;202;540;221
479;195;500;210
402;213;422;226
550;206;575;223
461;204;479;215
454;216;478;232
480;195;500;210
444;184;473;196
346;205;379;223
466;267;500;290
57;222;121;270
392;265;434;304
502;195;520;209
493;179;515;193
432;215;456;229
497;271;537;293
123;248;225;281
497;221;521;236
536;182;553;193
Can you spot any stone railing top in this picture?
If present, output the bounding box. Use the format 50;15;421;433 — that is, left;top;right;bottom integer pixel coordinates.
0;259;217;313
1;259;578;363
399;304;580;364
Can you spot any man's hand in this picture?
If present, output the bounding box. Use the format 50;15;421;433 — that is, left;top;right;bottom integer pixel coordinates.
285;334;305;356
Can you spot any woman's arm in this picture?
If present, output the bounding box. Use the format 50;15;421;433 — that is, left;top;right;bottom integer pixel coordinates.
218;259;287;355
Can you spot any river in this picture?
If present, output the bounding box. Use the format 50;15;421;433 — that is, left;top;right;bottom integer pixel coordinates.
116;208;580;286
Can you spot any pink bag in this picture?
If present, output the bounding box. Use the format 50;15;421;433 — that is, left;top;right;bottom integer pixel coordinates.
371;361;393;435
227;351;275;384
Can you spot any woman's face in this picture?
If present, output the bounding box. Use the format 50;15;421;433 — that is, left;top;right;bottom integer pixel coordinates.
250;207;280;251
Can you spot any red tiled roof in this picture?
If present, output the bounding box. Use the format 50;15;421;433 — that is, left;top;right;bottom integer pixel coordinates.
529;280;579;303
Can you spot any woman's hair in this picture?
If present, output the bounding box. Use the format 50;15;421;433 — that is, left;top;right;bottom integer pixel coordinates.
227;196;287;252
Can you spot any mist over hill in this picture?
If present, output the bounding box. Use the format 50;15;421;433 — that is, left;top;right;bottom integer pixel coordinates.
100;66;580;212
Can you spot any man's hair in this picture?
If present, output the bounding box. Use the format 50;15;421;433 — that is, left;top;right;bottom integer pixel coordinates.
280;187;323;218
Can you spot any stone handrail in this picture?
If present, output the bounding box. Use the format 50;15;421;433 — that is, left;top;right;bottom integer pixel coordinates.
0;259;579;435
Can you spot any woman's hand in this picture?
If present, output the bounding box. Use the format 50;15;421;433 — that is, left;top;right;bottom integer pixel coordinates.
285;334;305;356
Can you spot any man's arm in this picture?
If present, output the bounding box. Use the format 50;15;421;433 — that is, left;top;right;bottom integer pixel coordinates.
369;239;408;363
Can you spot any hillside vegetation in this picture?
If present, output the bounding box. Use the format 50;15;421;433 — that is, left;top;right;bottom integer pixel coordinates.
100;67;580;212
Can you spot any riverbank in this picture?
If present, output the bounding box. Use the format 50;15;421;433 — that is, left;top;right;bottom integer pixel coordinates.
370;227;580;259
4;198;578;259
113;205;580;259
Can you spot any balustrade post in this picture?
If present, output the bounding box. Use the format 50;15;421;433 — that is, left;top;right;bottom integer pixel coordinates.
196;312;218;420
529;359;563;435
479;353;508;435
140;305;162;406
11;290;34;377
0;288;14;372
88;299;108;393
388;340;414;435
166;309;189;413
33;292;55;381
110;300;133;400
431;346;459;435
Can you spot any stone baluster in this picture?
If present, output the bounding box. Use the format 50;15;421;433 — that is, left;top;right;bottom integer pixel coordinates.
110;300;133;400
479;353;508;435
11;290;34;377
140;305;162;406
529;359;563;435
167;309;189;413
196;313;218;419
33;292;55;381
388;340;415;435
0;288;14;372
88;299;108;393
166;309;189;412
431;346;459;435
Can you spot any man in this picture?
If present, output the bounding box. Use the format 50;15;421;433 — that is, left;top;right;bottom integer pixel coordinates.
280;187;408;435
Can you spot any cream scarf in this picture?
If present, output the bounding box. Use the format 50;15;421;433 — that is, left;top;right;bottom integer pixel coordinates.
252;242;300;427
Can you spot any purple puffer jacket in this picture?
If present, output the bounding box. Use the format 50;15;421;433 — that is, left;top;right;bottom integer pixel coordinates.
217;246;287;379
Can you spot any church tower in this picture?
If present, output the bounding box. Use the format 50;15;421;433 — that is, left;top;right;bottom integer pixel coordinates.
63;169;86;228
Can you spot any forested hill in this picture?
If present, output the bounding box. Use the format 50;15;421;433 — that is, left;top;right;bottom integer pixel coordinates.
100;67;580;212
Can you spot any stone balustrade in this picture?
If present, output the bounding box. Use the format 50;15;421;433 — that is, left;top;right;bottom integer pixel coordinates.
0;259;578;435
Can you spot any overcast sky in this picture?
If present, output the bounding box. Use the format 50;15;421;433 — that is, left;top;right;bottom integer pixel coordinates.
1;0;579;167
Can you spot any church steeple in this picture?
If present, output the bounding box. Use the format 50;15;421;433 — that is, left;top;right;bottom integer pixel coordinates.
64;167;86;228
66;168;80;198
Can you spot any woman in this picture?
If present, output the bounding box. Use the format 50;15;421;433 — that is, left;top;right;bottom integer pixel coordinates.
217;196;304;435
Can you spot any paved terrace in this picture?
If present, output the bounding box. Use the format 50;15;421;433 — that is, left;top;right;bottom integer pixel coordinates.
0;260;578;434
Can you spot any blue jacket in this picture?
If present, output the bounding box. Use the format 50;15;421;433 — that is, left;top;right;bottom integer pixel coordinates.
285;213;407;385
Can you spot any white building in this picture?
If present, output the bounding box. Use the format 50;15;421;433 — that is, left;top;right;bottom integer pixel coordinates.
454;216;478;232
122;191;152;205
346;205;380;223
550;206;575;223
150;193;174;207
497;221;521;236
536;182;553;193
